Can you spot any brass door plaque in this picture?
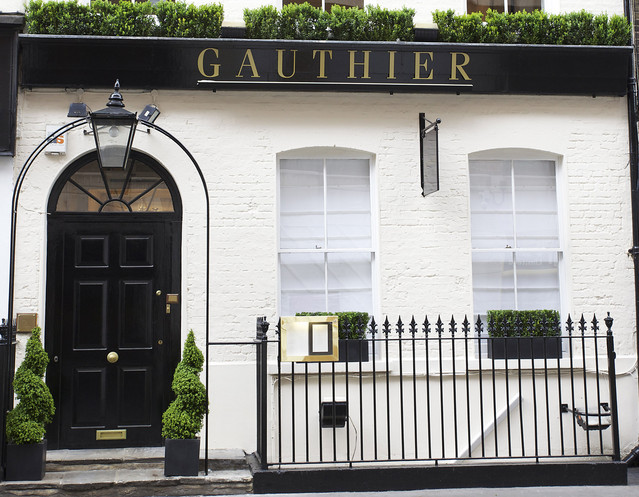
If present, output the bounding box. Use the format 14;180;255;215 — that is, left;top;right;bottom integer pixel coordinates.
166;294;179;304
96;429;127;441
16;313;38;333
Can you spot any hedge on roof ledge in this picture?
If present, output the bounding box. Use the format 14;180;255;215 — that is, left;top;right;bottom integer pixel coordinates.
23;0;631;45
24;0;223;38
243;4;415;41
432;9;631;45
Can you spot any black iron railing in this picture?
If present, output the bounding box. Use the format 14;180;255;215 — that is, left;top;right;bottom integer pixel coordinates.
208;313;620;471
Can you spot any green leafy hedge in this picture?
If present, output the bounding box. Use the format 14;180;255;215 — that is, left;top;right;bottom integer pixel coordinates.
162;330;209;440
433;9;631;45
487;310;561;338
296;311;369;339
6;328;55;445
25;0;223;38
244;4;415;41
24;1;631;46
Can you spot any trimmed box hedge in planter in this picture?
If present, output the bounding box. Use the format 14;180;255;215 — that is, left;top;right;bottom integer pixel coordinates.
162;330;209;477
487;310;562;359
5;327;55;481
296;312;370;362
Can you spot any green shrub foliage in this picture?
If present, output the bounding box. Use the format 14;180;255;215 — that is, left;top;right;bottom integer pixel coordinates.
244;5;279;40
162;330;208;440
486;310;561;338
433;9;631;45
296;312;369;340
154;1;223;38
25;0;223;38
5;328;55;445
244;4;415;41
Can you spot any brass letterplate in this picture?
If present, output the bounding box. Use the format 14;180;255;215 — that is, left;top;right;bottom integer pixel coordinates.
96;429;127;441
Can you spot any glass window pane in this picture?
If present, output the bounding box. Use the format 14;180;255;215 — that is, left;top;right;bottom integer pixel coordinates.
508;0;541;12
327;252;373;313
283;0;322;7
472;251;515;317
280;252;325;315
514;161;559;248
120;161;173;208
103;166;129;200
69;160;109;208
55;158;175;213
467;0;504;14
56;181;100;212
326;0;363;11
280;159;324;249
470;160;514;249
515;251;560;310
130;182;174;212
326;159;371;249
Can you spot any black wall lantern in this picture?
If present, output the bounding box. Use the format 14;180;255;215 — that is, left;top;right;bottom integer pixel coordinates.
419;113;441;197
90;80;137;169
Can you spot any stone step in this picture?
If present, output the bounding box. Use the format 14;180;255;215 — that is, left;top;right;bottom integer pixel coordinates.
46;447;249;472
1;467;253;497
1;447;253;497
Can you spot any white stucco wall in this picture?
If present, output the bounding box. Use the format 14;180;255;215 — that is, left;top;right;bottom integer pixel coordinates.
12;86;638;454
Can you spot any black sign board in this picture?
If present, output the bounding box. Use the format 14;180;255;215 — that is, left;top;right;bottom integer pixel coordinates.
419;114;440;197
0;20;21;156
20;35;631;96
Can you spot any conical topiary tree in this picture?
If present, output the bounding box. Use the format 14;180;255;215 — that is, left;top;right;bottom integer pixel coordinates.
6;327;55;445
162;330;208;439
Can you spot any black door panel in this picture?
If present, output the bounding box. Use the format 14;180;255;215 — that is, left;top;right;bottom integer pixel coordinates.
46;217;180;449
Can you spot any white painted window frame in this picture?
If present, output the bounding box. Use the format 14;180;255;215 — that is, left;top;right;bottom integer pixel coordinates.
282;0;364;10
466;0;544;14
468;150;566;323
277;149;378;319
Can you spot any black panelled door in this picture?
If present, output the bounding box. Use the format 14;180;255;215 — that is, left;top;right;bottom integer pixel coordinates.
46;217;180;448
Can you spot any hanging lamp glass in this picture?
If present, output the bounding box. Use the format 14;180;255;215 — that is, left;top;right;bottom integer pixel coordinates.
90;80;137;169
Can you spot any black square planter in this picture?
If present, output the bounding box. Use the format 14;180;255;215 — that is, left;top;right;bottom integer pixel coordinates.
6;440;47;481
338;339;369;362
164;438;200;476
488;337;562;359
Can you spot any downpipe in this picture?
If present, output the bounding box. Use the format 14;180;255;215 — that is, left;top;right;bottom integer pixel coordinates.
625;0;639;467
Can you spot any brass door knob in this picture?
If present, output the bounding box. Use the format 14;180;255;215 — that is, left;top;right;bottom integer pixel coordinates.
107;351;119;364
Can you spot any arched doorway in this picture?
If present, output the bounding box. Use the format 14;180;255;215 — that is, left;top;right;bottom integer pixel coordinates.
44;150;182;449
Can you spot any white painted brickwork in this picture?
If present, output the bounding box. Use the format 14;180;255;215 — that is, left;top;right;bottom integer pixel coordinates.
12;89;635;356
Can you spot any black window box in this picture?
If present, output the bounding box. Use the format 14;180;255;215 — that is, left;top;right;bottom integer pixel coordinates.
338;339;370;362
487;336;563;359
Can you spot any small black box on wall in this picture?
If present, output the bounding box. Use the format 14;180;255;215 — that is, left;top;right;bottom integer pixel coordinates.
320;401;348;428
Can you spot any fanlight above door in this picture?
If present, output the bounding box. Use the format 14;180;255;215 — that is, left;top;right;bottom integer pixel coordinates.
54;156;175;213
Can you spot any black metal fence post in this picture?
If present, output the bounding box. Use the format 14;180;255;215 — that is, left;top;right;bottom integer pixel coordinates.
0;320;16;482
604;313;621;461
256;317;269;469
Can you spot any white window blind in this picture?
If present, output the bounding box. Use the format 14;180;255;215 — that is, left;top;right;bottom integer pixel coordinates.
279;158;373;316
470;159;561;317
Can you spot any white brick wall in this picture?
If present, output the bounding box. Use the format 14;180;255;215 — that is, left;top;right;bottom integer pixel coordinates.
12;89;635;353
10;85;637;452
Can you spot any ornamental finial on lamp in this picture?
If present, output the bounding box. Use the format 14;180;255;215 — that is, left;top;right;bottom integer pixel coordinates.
106;80;125;108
